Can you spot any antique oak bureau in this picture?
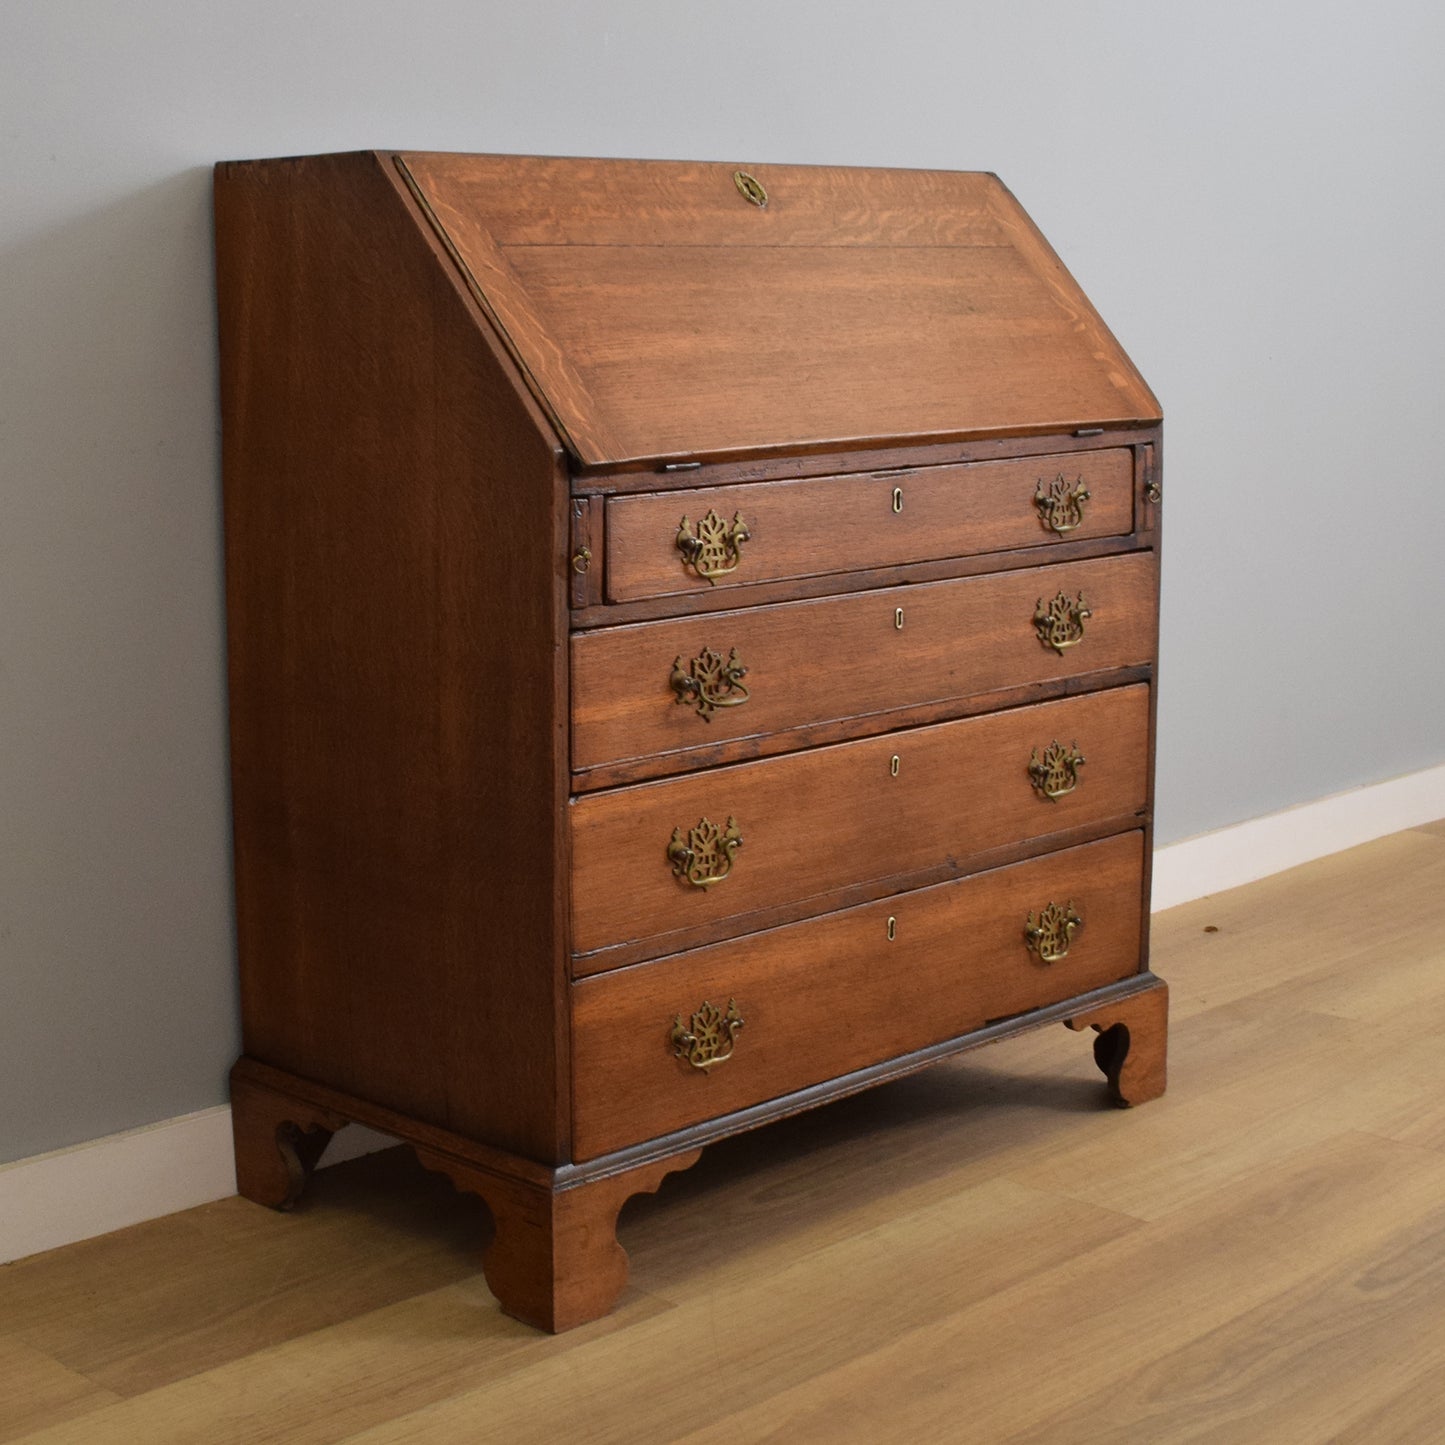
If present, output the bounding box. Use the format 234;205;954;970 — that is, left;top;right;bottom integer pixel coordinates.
216;151;1167;1332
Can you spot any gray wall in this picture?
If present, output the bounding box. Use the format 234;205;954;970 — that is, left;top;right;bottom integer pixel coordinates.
3;1;1442;1164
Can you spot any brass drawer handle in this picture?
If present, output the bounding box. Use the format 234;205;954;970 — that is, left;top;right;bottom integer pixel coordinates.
1028;739;1085;800
672;998;745;1070
1034;591;1091;654
676;509;749;582
1025;901;1082;963
667;815;742;888
671;646;750;721
1035;473;1090;534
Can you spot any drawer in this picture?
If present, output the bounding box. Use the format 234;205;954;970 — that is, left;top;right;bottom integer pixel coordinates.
572;551;1156;774
604;450;1135;602
571;830;1146;1160
571;683;1148;962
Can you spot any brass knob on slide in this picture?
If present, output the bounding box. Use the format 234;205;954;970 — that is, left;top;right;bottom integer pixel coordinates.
667;815;742;888
671;998;745;1071
1024;901;1083;963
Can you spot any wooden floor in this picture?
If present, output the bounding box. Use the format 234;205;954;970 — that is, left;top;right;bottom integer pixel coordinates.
5;821;1445;1444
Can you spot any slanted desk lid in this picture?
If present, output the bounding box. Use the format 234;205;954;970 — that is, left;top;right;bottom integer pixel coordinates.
396;153;1159;470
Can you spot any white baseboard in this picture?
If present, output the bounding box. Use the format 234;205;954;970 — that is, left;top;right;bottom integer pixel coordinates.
1151;761;1445;912
3;761;1441;1266
0;1107;395;1266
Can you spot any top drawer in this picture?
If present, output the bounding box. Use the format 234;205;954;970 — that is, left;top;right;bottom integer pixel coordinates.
604;450;1135;602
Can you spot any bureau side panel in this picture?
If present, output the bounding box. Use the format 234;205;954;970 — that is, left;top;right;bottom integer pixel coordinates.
216;152;569;1162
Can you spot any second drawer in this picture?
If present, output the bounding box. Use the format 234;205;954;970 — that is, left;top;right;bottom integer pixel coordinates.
571;682;1148;964
572;551;1157;776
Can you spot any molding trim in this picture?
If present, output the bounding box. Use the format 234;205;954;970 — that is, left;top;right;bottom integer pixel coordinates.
1152;761;1445;912
0;1107;394;1266
3;761;1441;1266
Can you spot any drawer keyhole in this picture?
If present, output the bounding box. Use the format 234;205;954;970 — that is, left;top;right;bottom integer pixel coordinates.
895;607;904;630
892;486;903;513
890;754;900;777
887;916;897;942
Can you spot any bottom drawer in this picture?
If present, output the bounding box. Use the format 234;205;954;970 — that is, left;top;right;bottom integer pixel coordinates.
571;830;1145;1160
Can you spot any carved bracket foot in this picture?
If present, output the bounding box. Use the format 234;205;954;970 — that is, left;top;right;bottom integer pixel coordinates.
414;1147;702;1332
1065;979;1168;1108
230;1068;349;1210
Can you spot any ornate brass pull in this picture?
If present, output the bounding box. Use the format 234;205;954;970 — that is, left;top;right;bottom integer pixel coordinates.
1034;591;1091;654
671;646;750;721
1028;739;1086;800
1025;901;1083;963
672;998;745;1070
667;815;742;888
1034;474;1091;534
676;510;749;583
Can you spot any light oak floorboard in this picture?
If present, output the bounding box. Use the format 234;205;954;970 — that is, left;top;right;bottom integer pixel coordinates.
1;821;1442;1443
673;1132;1445;1445
0;1338;119;1444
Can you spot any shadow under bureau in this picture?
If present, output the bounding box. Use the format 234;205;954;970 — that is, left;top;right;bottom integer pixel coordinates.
215;151;1167;1332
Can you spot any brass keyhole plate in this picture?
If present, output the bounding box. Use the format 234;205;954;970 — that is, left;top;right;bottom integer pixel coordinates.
733;170;768;208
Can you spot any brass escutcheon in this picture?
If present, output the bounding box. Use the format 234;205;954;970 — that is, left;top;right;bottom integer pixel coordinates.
1033;591;1091;654
676;510;749;582
1028;739;1086;800
1034;474;1091;534
892;486;904;513
732;170;768;208
672;998;745;1071
671;646;750;722
1024;901;1083;963
667;815;742;888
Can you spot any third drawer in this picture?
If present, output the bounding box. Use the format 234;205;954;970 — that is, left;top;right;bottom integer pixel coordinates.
571;682;1149;965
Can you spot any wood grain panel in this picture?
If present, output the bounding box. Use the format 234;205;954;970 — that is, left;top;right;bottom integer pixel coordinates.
571;832;1145;1159
401;155;1014;249
571;685;1148;960
399;154;1159;466
605;449;1134;603
572;551;1158;773
215;151;571;1162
